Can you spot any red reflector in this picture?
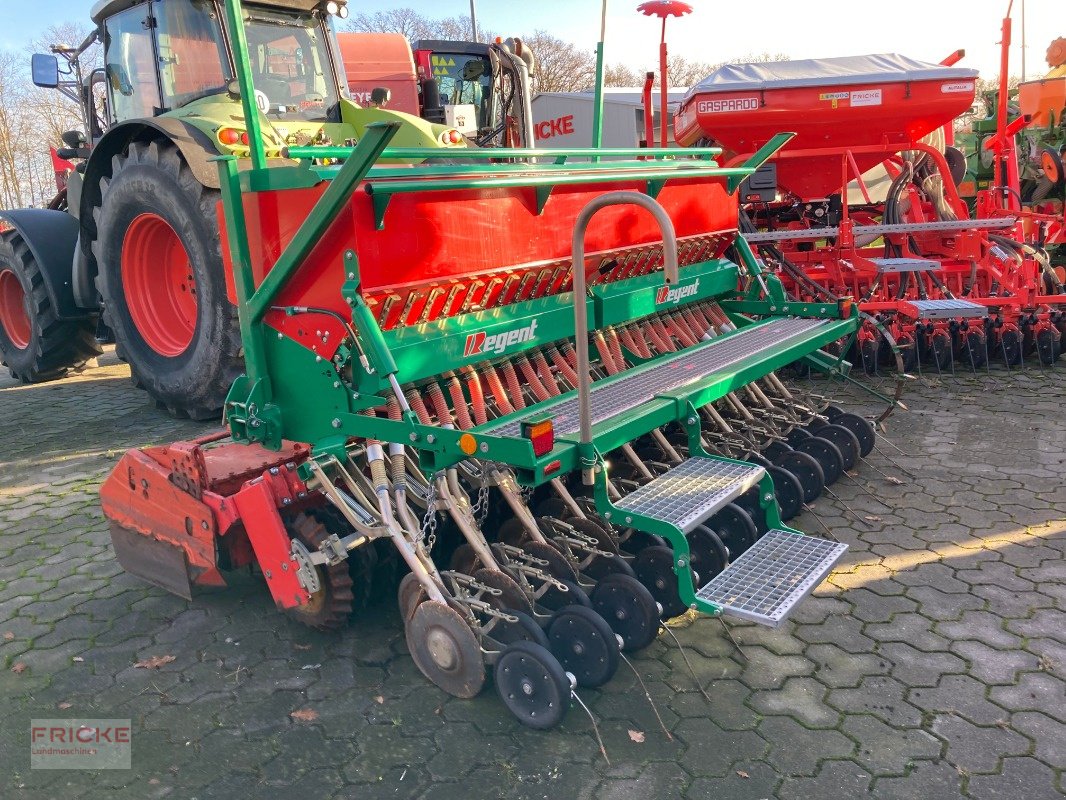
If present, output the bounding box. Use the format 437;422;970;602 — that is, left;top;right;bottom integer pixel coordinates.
522;419;554;457
448;129;463;144
543;460;562;476
240;132;250;146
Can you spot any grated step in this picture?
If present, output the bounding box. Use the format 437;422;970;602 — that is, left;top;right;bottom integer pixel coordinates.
904;299;989;320
613;457;764;533
742;217;1016;244
481;317;829;439
869;257;940;273
696;529;847;627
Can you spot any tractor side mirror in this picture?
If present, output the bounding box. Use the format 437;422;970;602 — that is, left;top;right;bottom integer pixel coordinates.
31;53;60;89
61;130;87;149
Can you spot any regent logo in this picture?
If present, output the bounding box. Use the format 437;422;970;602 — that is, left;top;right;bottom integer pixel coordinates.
655;279;700;305
464;319;539;357
696;97;758;114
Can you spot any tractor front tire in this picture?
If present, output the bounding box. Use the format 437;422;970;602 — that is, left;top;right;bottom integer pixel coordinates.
0;231;100;383
94;139;241;419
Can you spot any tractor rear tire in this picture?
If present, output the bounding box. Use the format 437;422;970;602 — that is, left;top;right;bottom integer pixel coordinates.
93;139;242;420
0;231;100;383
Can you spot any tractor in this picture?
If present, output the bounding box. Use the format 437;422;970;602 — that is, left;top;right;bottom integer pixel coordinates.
0;0;463;418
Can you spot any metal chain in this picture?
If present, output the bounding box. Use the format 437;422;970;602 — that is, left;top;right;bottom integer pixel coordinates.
470;482;491;526
420;481;439;553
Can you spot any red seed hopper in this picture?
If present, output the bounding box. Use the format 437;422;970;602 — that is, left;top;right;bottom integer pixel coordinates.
674;54;979;199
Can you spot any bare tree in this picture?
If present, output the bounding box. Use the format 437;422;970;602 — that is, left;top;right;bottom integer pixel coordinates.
521;30;595;94
604;63;644;87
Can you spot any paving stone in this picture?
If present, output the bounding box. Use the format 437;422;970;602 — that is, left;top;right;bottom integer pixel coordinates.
827;676;924;728
749;676;840;728
869;759;965;799
909;675;1011;726
843;714;941;776
777;759;872;800
686;758;778;800
881;641;967;688
759;716;854;777
804;643;891;688
989;672;1066;722
675;718;765;777
1010;711;1066;769
950;640;1040;685
931;714;1029;774
966;757;1065;800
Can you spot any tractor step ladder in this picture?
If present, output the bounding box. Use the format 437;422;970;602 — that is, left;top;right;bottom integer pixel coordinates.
903;298;990;320
870;257;941;273
613;458;765;532
696;529;848;627
481;316;830;439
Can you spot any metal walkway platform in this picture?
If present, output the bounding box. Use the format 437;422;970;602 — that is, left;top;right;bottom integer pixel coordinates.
904;299;989;320
742;217;1017;244
481;317;829;439
613;457;764;533
696;529;848;627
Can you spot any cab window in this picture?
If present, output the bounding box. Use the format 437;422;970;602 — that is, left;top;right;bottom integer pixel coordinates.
103;5;161;122
154;0;230;109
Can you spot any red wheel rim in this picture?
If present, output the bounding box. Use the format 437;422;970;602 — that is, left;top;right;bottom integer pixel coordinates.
0;268;31;350
121;213;197;357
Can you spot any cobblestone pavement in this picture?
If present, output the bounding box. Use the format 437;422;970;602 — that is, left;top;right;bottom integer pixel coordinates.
1;349;1064;799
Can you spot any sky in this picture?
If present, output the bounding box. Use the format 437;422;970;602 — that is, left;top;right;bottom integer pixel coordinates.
3;0;1061;82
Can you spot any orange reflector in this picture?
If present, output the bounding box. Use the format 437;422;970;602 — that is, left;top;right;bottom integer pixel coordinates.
448;129;463;144
459;433;477;455
840;297;854;318
522;418;554;457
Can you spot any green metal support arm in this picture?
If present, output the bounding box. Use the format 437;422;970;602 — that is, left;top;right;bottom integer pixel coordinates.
726;132;797;193
244;122;400;326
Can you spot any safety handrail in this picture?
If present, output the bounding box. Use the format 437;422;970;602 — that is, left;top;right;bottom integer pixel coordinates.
570;192;679;484
284;145;723;161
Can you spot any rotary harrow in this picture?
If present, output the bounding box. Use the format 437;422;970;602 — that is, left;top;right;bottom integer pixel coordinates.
99;0;879;731
675;53;1066;376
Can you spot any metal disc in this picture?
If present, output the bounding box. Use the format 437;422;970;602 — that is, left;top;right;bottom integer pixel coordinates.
1036;327;1059;366
999;329;1024;366
488;607;550;649
449;542;481;575
567;516;621;555
398;571;427;622
473;567;534;616
688;525;729;582
733;487;768;537
524;540;579;584
785;427;813;446
406;600;486;699
767;465;803;521
589;573;660;651
817;424;860;471
774;449;824;503
795;436;843;485
547;604;620;688
832;413;876;458
707;502;758;556
632;544;689;620
957;329;988;370
539;578;592;612
494;640;571;730
927;330;953;370
763;440;793;462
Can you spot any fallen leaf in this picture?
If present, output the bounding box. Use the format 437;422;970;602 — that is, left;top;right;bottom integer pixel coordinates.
290;708;318;723
627;729;645;743
58;702;72;710
864;515;883;522
374;695;385;705
736;770;750;779
72;656;84;663
3;631;13;640
11;662;27;674
886;476;904;486
148;778;160;786
134;655;176;670
293;643;312;651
